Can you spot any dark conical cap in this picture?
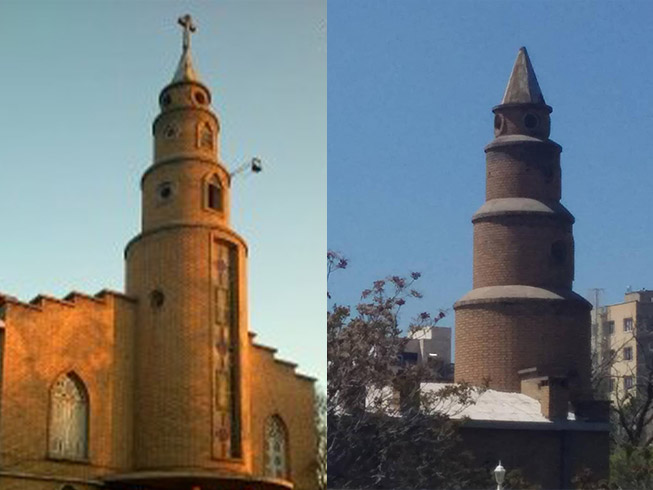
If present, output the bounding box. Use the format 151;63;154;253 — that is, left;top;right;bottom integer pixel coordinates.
501;47;546;105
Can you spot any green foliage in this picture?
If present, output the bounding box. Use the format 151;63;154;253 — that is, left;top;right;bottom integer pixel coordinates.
571;467;609;490
609;445;653;490
504;468;540;490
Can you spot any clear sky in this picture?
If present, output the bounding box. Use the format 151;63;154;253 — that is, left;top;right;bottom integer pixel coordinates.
328;1;653;344
0;1;326;384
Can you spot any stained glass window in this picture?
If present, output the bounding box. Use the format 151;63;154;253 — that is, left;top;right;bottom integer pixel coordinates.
48;373;89;460
212;241;241;459
265;416;288;479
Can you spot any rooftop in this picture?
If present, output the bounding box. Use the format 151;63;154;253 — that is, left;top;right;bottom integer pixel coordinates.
422;383;574;423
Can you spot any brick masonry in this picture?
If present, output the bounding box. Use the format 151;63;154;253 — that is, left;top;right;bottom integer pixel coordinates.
454;61;592;400
455;302;591;396
453;48;607;489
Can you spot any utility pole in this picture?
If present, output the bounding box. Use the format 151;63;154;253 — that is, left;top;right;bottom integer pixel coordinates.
588;287;605;368
588;288;604;324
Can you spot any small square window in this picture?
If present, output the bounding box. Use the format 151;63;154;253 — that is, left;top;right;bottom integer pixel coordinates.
624;347;633;361
624;318;633;332
625;376;634;389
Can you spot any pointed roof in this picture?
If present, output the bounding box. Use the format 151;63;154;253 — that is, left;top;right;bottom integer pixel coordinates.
172;49;199;83
501;47;546;105
171;14;200;83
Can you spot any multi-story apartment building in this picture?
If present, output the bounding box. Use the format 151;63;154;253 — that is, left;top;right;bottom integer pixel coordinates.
594;289;653;398
401;326;453;381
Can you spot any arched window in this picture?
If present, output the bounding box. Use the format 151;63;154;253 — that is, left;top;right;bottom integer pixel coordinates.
198;121;214;150
264;415;289;479
207;175;223;212
48;373;89;460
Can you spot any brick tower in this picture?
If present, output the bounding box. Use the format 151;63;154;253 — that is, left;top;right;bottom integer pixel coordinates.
454;48;593;402
125;15;253;477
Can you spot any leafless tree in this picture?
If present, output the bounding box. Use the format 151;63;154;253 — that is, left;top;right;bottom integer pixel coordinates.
591;315;653;489
315;388;327;490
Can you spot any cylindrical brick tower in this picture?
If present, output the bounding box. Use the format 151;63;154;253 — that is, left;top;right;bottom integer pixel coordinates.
124;16;253;480
454;48;592;401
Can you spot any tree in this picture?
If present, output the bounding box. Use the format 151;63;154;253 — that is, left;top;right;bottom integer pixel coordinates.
315;388;327;490
326;251;490;489
591;316;653;489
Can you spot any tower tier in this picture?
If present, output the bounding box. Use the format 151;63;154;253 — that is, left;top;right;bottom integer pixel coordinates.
454;47;592;399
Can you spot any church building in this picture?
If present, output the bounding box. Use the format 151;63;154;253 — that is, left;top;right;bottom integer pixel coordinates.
0;16;317;490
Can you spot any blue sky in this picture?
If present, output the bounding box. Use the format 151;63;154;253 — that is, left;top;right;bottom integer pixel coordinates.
0;1;326;384
328;1;653;341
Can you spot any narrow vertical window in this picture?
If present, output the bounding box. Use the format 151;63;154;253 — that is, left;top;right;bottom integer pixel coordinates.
207;176;223;212
624;347;633;361
198;121;214;149
265;415;289;479
48;373;89;460
212;241;241;460
624;318;633;332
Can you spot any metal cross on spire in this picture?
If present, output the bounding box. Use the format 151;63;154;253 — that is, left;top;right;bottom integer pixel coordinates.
178;14;196;52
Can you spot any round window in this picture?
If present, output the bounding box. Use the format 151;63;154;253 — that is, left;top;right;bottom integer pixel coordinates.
150;289;165;308
524;113;539;130
157;182;174;201
194;91;207;105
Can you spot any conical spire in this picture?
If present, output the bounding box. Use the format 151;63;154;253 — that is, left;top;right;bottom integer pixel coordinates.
172;14;200;83
501;47;545;105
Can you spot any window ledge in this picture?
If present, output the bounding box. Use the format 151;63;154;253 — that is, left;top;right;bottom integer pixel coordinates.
46;455;91;465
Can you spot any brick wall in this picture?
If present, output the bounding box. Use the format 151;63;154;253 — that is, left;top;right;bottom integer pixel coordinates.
250;341;318;490
0;292;136;485
473;216;574;289
485;143;561;201
126;225;252;474
455;301;591;397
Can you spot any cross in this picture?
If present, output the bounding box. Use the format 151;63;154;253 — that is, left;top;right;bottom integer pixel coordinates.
178;14;196;51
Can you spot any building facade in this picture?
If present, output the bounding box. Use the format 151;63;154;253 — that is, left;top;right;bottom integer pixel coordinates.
593;289;653;398
401;327;453;381
0;16;317;490
451;47;609;489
